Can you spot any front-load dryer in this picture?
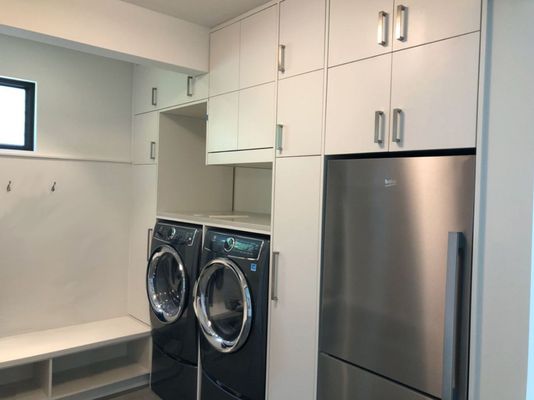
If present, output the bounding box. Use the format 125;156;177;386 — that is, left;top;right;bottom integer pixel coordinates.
147;220;202;400
193;229;270;400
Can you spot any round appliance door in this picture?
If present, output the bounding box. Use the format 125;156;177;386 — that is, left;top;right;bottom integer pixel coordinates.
147;245;188;324
193;258;252;353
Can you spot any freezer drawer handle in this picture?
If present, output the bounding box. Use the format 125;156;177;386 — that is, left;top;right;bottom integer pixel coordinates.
187;76;194;97
146;228;154;261
443;232;464;400
395;5;407;42
377;11;388;46
271;251;280;301
374;111;385;144
278;45;286;73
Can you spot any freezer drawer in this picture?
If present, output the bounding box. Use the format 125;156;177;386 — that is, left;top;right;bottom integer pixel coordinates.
321;154;475;399
317;353;433;400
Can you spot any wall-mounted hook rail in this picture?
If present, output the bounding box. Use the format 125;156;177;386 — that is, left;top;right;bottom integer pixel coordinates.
51;181;56;192
6;181;12;192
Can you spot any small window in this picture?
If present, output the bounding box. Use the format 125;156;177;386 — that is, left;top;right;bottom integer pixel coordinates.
0;77;35;151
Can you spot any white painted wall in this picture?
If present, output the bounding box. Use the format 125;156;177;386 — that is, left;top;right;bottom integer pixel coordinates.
0;0;209;74
471;1;534;399
233;167;272;215
0;35;133;338
0;34;132;162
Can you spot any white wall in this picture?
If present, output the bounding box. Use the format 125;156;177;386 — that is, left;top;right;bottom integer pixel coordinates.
0;35;133;337
0;0;209;74
471;1;534;398
233;167;272;215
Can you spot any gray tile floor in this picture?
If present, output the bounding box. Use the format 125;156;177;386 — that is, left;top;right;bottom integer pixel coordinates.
104;387;160;400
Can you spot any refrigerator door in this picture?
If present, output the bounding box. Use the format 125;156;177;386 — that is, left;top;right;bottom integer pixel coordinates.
320;155;475;399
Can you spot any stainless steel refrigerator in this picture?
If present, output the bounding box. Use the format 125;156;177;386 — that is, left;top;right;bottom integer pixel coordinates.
319;154;475;400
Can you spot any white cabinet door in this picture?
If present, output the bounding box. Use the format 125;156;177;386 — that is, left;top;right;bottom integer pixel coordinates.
207;92;239;152
269;156;322;400
329;0;394;67
238;83;275;150
390;33;479;151
128;164;157;325
325;54;391;155
392;0;481;51
277;70;323;157
132;112;159;164
279;0;326;79
187;73;209;103
240;5;278;89
209;22;240;96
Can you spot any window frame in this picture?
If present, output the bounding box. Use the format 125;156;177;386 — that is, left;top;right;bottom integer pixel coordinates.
0;76;36;151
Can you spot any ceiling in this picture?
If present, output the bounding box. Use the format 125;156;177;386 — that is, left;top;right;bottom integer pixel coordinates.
121;0;272;27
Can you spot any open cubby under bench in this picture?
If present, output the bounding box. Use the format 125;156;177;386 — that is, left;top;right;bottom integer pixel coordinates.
0;316;151;400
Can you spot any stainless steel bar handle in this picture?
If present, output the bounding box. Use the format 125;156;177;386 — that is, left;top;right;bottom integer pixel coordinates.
150;141;157;160
187;76;194;97
442;232;464;400
278;44;286;73
374;111;385;144
395;5;407;42
275;124;284;152
146;228;154;261
151;87;158;106
392;108;402;143
377;11;388;46
271;251;280;301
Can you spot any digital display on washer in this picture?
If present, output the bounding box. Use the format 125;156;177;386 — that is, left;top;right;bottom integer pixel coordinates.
210;234;263;259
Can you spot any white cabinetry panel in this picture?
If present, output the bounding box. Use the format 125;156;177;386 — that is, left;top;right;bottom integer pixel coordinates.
209;23;240;96
326;54;392;155
279;0;326;78
238;83;275;150
268;156;322;400
329;0;394;66
132;112;159;164
240;6;278;89
277;70;323;157
392;0;481;51
207;92;239;152
390;33;479;151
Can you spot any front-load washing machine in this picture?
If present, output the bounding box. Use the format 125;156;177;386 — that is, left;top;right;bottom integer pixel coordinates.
193;229;270;400
147;220;202;400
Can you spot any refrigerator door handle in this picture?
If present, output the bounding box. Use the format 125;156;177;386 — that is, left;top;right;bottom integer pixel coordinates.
442;232;464;400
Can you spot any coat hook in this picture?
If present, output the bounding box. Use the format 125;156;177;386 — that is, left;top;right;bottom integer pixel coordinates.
6;180;12;192
51;181;56;192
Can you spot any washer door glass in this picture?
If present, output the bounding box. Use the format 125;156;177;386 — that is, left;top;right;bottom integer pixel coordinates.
147;245;188;323
193;258;252;353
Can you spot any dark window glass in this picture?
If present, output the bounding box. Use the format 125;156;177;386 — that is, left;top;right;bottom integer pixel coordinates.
0;77;35;151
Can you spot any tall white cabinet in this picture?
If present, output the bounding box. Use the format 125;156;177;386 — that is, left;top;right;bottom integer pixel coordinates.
269;156;322;400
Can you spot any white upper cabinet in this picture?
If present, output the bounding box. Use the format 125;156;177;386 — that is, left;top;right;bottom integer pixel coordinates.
392;0;482;51
390;33;480;151
326;54;392;155
132;112;159;164
329;0;394;67
277;70;323;157
239;5;278;89
238;83;276;150
209;23;240;96
207;92;239;153
278;0;326;79
133;65;208;114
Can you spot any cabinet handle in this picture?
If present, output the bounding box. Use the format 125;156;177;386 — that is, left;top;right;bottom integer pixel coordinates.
150;141;157;160
392;108;403;143
275;124;284;152
151;87;158;106
146;228;153;261
187;76;194;97
271;251;280;301
278;44;286;73
374;111;385;144
377;11;388;46
395;5;407;42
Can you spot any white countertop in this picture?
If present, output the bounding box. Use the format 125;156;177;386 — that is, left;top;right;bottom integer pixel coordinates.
158;211;271;235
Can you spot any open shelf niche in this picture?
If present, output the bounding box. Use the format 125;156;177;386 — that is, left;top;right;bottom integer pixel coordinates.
0;361;50;400
157;102;272;234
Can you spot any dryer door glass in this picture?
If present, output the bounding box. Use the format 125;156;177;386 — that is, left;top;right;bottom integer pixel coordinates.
194;258;252;353
147;245;188;323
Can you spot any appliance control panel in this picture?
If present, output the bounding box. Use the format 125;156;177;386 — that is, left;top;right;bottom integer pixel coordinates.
155;223;198;246
207;232;264;260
